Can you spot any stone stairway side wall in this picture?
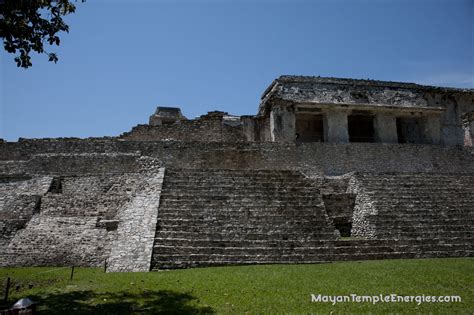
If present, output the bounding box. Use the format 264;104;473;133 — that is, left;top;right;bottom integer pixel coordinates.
107;168;165;272
347;175;378;239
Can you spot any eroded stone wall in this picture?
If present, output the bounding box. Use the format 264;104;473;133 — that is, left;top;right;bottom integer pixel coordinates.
0;137;473;268
107;169;165;272
1;140;473;176
120;112;245;142
259;76;474;146
0;176;53;260
0;174;150;267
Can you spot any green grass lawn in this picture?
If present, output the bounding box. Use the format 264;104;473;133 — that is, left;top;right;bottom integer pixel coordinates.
0;258;472;314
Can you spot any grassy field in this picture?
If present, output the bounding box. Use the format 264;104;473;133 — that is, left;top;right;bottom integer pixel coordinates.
0;258;472;314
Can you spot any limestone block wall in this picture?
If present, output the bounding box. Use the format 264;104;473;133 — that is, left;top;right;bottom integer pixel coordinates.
0;174;148;267
0;140;473;176
426;92;474;146
107;169;165;272
25;153;144;175
0;152;161;176
120;112;245;142
0;161;26;174
0;176;53;263
259;77;474;146
269;105;296;142
348;173;474;241
0;138;122;161
347;175;378;238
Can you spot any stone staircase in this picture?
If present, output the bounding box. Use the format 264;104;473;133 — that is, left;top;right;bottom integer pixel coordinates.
0;176;53;265
0;174;144;267
152;169;338;269
349;173;474;258
152;170;474;269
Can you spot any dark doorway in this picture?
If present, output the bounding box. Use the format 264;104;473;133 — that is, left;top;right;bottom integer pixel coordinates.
397;117;423;144
295;114;324;142
348;114;375;142
334;221;352;237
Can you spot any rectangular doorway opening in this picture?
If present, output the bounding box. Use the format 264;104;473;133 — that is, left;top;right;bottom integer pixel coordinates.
334;221;352;237
295;114;324;142
348;114;375;142
396;117;423;144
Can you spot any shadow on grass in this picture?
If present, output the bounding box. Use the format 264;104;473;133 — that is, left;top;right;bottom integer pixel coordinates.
29;290;214;315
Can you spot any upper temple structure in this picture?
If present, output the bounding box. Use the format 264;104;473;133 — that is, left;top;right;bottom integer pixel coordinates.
121;76;474;146
0;75;473;272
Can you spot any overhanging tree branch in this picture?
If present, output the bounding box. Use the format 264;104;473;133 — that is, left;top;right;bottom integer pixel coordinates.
0;0;84;68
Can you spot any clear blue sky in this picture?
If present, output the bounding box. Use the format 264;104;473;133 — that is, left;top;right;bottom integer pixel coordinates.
1;0;473;141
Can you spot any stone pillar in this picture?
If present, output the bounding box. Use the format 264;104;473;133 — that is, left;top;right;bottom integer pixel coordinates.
462;112;474;147
374;114;398;143
325;111;349;143
423;115;441;144
270;105;295;142
241;116;256;142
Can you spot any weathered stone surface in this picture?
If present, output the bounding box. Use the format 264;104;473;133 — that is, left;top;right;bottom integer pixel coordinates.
374;114;398;143
0;174;149;267
326;111;349;143
257;76;473;146
107;169;165;272
149;107;186;126
462;111;474;146
270;105;296;142
0;75;472;271
151;169;337;269
349;173;474;243
0;176;53;260
1;140;473;175
122;111;244;142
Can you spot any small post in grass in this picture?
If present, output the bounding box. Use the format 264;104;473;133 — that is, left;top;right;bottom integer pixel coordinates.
70;266;75;280
104;259;107;273
3;277;10;304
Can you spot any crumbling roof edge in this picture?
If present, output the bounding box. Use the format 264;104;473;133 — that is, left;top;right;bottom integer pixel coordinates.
275;75;474;92
257;75;473;116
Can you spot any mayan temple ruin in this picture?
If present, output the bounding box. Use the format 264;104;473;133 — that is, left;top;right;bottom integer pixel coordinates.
0;75;473;272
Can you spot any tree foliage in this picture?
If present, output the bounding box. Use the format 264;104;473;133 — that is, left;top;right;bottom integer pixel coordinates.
0;0;84;68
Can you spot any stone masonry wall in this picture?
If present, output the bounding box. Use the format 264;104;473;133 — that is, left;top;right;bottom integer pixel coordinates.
0;176;53;260
0;174;148;267
0;140;473;176
348;173;474;242
120;113;245;142
260;76;474;146
107;169;165;272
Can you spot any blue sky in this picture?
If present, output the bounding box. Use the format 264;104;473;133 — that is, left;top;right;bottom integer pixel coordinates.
1;0;473;141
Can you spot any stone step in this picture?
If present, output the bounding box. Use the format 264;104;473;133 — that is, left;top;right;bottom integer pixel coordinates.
163;178;309;185
154;237;474;248
152;249;474;268
165;169;303;176
155;231;338;240
159;200;324;207
163;177;310;183
374;231;473;238
151;170;474;270
157;221;330;230
153;243;472;256
158;197;324;204
157;208;327;216
159;189;320;196
370;215;473;226
360;223;473;229
156;227;333;235
158;203;325;209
